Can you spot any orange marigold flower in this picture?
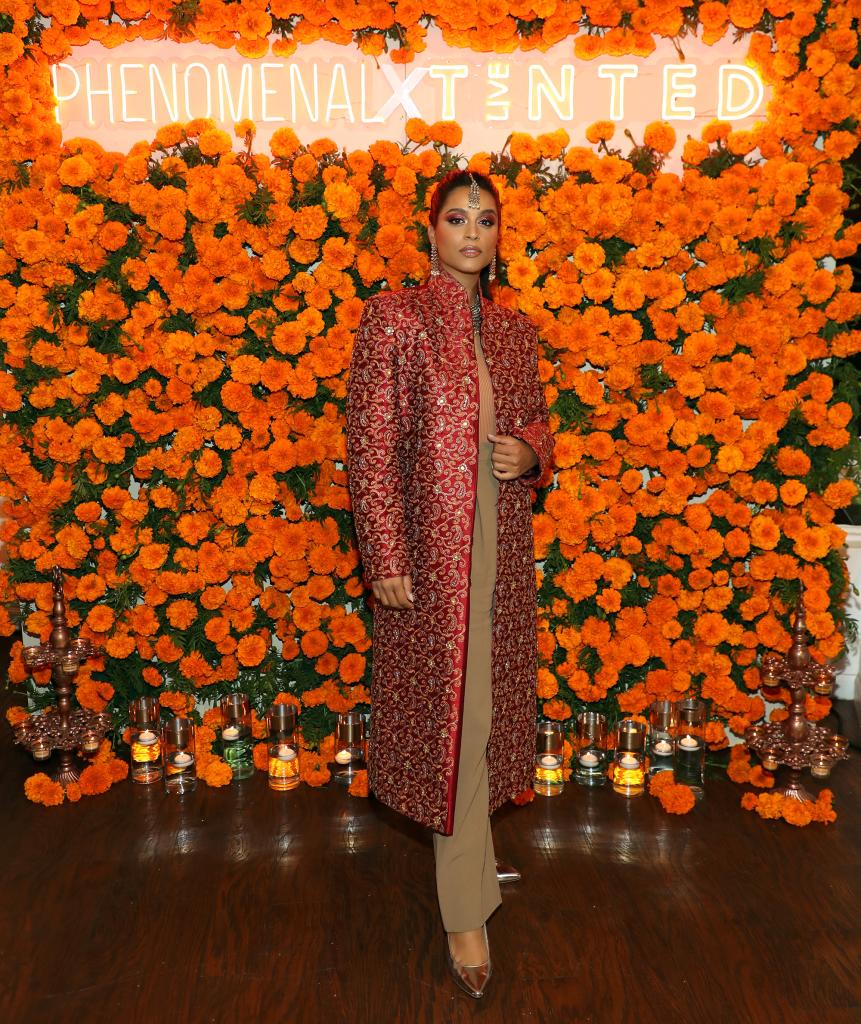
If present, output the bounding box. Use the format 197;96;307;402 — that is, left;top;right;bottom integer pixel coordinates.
253;742;269;772
643;121;676;154
348;769;369;797
24;773;65;806
237;634;268;667
775;447;811;476
793;527;831;562
59;154;96;187
749;515;780;550
658;781;696;815
749;765;775;789
201;759;233;787
198;128;232;156
270;127;302;159
510;132;542;164
6;706;30;726
586;120;615;144
429;121;462;148
79;762;114;796
542;698;572;721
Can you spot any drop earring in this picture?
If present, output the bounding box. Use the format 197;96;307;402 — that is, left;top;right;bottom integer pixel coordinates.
488;253;497;282
430;241;440;277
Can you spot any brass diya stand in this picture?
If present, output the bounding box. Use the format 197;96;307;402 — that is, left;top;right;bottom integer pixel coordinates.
745;594;849;802
12;567;111;786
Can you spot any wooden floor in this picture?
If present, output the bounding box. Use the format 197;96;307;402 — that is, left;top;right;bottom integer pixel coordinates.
1;666;859;1022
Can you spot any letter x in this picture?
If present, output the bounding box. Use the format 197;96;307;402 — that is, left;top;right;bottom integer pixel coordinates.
372;65;429;121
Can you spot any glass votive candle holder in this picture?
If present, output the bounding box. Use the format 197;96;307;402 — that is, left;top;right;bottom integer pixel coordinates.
80;730;101;755
674;697;707;797
361;710;371;762
162;716;197;794
809;752;834;779
611;719;646;796
813;666;834;696
220;693;254;780
267;703;300;792
648;700;677;775
574;711;607;787
31;736;51;761
534;720;564;796
744;725;766;749
333;711;366;784
829;735;849;759
129;696;162;784
760;745;783;772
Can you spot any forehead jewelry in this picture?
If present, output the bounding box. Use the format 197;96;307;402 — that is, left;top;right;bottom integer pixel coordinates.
467;174;481;209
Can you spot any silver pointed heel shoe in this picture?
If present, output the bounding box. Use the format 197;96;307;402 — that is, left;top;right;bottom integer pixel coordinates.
445;925;492;999
495;858;522;884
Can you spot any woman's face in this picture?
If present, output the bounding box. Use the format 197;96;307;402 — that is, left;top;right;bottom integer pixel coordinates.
428;185;499;286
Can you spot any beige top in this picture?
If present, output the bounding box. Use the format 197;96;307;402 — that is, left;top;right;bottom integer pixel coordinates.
474;333;496;441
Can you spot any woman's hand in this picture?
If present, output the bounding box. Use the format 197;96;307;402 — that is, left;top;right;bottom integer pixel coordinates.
372;574;414;610
487;434;539;481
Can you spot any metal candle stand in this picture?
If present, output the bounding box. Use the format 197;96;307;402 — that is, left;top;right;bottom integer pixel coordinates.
11;566;111;786
744;595;849;802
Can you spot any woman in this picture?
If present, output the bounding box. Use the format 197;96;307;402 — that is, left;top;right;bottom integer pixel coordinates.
346;169;554;998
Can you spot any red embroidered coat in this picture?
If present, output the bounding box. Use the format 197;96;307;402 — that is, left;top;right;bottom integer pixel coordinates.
345;273;554;834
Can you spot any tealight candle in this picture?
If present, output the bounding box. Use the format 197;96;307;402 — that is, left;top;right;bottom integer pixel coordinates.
162;716;197;793
534;720;565;796
32;740;51;760
678;735;700;750
222;725;240;741
653;739;672;755
620;753;639;769
130;696;163;783
335;748;353;765
579;751;599;766
81;733;100;754
277;744;297;761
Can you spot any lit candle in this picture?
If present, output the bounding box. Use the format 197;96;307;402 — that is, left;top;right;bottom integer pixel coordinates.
653;739;672;755
277;744;297;761
761;749;780;771
32;740;51;760
138;729;157;744
678;735;700;750
335;748;353;765
173;751;193;767
579;751;599;767
620;753;639;769
222;725;240;741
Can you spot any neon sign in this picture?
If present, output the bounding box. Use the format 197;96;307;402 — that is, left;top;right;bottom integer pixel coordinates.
52;29;767;168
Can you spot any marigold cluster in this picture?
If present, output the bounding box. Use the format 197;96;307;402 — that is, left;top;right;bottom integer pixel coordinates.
648;770;696;814
0;0;828;68
1;2;859;805
22;739;128;805
740;788;837;826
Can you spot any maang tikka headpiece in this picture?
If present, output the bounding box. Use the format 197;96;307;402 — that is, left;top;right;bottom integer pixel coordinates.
467;174;481;209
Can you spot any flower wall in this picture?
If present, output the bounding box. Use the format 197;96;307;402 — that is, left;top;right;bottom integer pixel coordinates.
1;1;860;768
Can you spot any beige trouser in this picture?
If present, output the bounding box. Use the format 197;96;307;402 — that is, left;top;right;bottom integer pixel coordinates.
433;439;502;933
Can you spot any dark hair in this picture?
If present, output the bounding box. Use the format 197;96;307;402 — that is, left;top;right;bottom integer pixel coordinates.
428;169;501;298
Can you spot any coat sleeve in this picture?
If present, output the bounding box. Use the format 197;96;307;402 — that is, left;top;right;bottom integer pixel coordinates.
345;295;412;583
510;320;554;487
